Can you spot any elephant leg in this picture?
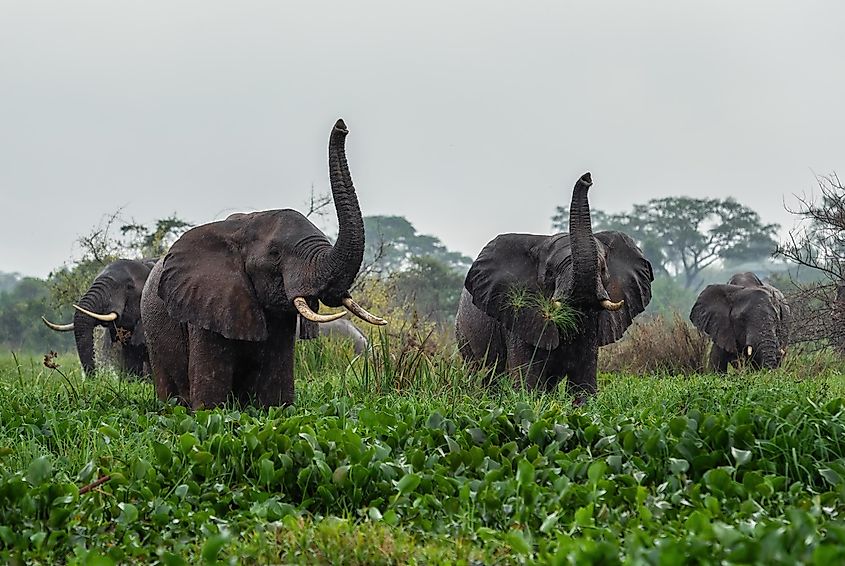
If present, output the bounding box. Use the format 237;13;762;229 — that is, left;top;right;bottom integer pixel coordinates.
122;345;147;378
188;327;236;409
563;339;598;403
709;344;730;374
506;336;548;391
252;313;298;408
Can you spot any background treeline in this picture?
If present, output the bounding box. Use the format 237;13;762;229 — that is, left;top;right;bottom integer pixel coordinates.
2;178;841;356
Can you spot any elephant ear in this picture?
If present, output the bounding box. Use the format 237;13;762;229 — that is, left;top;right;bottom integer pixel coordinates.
464;234;560;350
689;284;741;352
595;231;655;346
159;223;268;341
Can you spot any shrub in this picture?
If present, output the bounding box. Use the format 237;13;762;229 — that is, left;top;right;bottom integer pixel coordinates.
599;313;709;375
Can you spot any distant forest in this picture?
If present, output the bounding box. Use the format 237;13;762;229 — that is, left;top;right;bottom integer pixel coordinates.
0;193;815;353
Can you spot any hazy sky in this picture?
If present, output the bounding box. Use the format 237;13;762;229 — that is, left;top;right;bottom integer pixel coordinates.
2;1;844;277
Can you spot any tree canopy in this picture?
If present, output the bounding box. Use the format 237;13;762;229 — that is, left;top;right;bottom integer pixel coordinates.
553;196;779;289
363;215;472;276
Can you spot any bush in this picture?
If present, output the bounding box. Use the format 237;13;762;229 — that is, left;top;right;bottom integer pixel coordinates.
599;313;710;375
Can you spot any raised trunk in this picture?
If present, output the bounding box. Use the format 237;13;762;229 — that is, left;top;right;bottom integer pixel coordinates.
568;173;600;305
72;281;110;375
318;119;365;299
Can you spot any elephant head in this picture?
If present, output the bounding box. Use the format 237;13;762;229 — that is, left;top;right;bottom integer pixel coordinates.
690;272;790;370
42;258;153;375
464;173;654;351
156;119;385;341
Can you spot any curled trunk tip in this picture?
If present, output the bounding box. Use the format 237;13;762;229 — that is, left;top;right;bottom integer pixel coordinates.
577;172;593;188
333;118;348;133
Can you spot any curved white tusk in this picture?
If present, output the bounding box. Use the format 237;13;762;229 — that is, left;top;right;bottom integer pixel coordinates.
747;345;753;356
41;317;74;332
293;297;347;323
600;299;624;312
72;304;118;322
779;348;786;356
342;297;387;326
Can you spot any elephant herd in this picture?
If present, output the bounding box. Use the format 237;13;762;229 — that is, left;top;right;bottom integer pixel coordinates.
41;119;791;409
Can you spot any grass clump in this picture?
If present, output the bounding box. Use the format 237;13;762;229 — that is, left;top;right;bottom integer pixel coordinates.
600;312;710;375
505;287;581;336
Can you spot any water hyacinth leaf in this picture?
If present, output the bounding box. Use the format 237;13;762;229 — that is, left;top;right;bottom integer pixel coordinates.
819;468;842;486
505;530;532;555
669;458;689;475
201;534;229;564
517;459;535;487
152;442;173;467
397;473;421;496
730;447;752;467
26;456;51;485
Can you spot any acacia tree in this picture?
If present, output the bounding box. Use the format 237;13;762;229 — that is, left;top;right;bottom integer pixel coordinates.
554;197;779;289
363;215;472;275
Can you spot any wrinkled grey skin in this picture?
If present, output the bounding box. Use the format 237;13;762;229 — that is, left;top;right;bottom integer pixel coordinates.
690;272;790;372
63;259;156;376
455;173;654;402
141;119;368;409
297;317;368;355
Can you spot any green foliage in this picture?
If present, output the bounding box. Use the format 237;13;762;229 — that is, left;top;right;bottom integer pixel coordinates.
3;346;845;563
553;197;780;288
0;278;72;352
363;215;471;275
645;276;699;318
389;256;466;326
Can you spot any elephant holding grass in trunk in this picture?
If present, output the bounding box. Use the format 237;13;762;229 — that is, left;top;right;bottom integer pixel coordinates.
41;258;156;376
456;173;654;402
141;119;386;409
690;272;790;372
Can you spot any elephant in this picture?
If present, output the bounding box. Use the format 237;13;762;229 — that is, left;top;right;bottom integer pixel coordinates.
297;316;369;355
41;258;156;376
690;271;790;372
141;118;386;409
455;172;654;402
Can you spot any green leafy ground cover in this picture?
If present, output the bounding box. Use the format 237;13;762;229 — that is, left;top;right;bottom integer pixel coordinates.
1;344;845;564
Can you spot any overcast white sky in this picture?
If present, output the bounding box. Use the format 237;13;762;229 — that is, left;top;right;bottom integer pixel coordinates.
2;1;844;277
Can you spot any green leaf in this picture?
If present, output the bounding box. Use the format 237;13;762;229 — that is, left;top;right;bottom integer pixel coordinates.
26;456;52;485
517;459;535;487
540;511;560;533
201;534;229;564
396;473;421;496
669;458;689;475
117;502;138;524
731;447;752;467
505;530;532;555
587;460;607;483
152;442;173;467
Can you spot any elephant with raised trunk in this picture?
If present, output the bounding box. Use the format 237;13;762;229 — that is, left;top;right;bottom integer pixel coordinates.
690;272;790;372
141;119;386;409
41;258;156;376
456;173;654;402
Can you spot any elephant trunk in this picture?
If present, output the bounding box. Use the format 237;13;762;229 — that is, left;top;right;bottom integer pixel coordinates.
318;119;365;299
72;281;111;375
568;173;600;305
748;329;780;369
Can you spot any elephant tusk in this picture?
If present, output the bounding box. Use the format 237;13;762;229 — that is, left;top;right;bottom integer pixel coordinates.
293;297;347;323
747;345;753;356
779;348;786;356
41;316;74;332
73;304;118;322
600;299;624;312
342;297;387;326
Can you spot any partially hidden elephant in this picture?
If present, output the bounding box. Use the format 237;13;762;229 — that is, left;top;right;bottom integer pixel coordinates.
690;271;790;372
141;119;386;409
42;258;156;376
456;173;654;402
297;317;368;355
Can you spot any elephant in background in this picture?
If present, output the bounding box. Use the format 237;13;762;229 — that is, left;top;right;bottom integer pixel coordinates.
690;271;790;372
141;119;386;409
42;258;156;376
298;317;368;355
456;173;654;401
